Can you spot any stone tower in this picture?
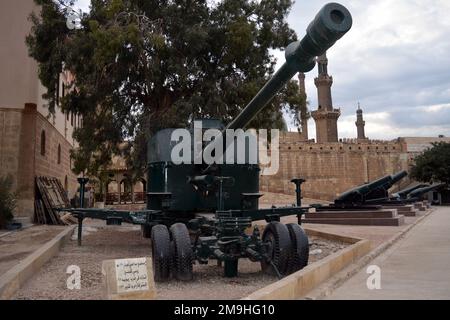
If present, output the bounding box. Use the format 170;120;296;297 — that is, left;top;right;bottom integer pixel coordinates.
356;103;367;140
298;73;308;140
311;52;340;143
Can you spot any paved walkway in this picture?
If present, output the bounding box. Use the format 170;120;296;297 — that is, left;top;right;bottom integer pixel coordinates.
327;206;450;300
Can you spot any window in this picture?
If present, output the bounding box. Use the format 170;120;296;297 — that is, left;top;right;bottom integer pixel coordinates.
56;74;60;106
57;144;61;164
41;131;46;156
71;112;74;126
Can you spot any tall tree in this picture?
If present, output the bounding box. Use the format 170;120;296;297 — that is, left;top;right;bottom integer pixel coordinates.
411;142;450;185
27;0;306;176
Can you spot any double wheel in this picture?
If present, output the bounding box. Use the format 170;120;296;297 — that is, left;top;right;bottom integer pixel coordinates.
150;223;194;282
261;222;309;277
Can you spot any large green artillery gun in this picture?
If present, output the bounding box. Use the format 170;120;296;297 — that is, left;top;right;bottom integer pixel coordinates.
62;3;353;281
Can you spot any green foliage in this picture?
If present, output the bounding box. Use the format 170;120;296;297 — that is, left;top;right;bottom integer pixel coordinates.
410;142;450;185
27;0;306;175
0;176;16;228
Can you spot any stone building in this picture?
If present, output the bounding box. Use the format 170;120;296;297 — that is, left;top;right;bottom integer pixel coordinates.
0;0;80;221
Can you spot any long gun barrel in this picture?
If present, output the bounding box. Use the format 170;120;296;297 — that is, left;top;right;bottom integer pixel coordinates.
393;184;429;199
390;171;408;187
363;170;408;201
335;175;392;205
226;3;353;130
408;183;444;199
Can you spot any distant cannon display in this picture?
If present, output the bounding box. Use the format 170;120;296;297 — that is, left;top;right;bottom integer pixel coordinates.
332;170;442;208
334;171;408;208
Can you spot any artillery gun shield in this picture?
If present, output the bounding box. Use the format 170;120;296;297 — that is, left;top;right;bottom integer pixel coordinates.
151;225;172;282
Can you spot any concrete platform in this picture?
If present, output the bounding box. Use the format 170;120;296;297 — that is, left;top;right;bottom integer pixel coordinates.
303;208;405;226
303;216;405;226
305;209;398;219
383;205;419;217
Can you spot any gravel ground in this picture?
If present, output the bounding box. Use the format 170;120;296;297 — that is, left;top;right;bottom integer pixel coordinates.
13;222;347;300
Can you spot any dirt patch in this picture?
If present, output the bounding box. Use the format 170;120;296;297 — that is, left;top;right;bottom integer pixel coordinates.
13;222;348;300
0;225;66;275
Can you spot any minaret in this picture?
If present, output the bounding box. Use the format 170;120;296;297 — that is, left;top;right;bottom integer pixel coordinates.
298;73;308;140
356;103;367;140
311;52;341;143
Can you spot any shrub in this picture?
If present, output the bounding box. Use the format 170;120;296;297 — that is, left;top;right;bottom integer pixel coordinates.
0;175;16;228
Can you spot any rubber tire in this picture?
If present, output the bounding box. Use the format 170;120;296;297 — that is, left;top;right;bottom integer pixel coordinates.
151;225;171;282
170;223;194;281
286;223;309;274
142;225;152;239
261;222;292;276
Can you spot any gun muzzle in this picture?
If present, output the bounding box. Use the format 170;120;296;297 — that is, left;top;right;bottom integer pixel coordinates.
286;3;353;72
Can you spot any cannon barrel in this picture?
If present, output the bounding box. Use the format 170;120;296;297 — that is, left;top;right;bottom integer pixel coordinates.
408;183;444;199
390;171;408;186
393;184;429;199
226;3;353;130
335;175;392;203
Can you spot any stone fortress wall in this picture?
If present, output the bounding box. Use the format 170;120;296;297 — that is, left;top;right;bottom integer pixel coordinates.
260;137;411;202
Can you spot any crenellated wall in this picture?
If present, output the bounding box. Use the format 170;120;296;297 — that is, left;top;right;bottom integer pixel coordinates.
260;137;411;201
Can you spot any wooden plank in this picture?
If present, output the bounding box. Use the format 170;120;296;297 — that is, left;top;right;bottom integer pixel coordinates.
35;176;73;225
36;177;58;225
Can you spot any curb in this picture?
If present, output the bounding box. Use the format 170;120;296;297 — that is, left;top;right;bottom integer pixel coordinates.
304;208;435;300
0;224;35;239
243;230;371;300
0;225;76;300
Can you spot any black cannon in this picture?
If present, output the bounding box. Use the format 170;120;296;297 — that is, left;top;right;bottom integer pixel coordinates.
392;184;429;200
333;171;408;208
61;3;353;281
407;183;444;201
364;171;408;201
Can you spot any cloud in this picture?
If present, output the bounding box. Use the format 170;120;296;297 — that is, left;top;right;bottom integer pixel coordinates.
74;0;90;11
279;0;450;140
75;1;450;140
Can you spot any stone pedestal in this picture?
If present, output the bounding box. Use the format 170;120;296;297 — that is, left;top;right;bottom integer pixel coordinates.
303;209;405;226
102;257;157;300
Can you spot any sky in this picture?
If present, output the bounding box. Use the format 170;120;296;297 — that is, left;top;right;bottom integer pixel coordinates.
74;0;450;140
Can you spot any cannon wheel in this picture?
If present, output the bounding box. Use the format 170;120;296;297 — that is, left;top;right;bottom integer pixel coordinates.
261;222;291;276
141;225;152;239
286;223;309;274
151;225;171;282
170;223;194;281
